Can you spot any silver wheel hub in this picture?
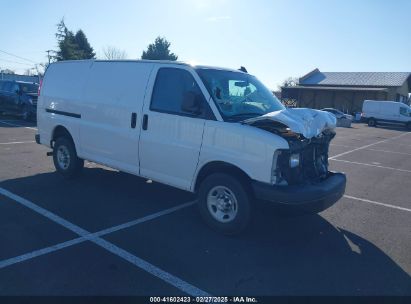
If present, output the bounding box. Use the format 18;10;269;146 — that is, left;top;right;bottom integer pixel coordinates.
57;145;70;170
207;186;238;223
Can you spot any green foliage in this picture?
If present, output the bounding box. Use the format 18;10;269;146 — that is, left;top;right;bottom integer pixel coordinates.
54;18;96;61
74;30;96;59
141;37;178;61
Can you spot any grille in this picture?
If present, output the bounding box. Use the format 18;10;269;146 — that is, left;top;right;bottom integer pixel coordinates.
277;140;331;185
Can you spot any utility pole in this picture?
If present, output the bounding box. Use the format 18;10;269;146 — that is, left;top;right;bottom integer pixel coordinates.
46;50;53;65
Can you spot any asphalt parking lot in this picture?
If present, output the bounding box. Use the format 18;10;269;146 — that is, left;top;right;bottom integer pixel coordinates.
0;117;410;296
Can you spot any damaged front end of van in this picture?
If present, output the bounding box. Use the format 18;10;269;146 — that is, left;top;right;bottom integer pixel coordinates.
244;108;346;213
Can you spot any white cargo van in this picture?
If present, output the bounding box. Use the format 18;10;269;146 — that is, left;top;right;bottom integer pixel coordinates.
362;100;411;129
35;60;346;234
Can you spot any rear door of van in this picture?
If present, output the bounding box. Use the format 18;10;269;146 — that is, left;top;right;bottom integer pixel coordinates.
138;65;211;191
80;61;154;174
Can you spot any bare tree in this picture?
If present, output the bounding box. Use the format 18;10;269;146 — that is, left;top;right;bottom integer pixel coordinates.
277;77;299;92
102;46;128;60
24;69;34;76
1;69;15;74
282;77;299;88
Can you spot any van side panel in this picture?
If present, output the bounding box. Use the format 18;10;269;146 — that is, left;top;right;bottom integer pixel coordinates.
37;61;92;149
79;61;154;174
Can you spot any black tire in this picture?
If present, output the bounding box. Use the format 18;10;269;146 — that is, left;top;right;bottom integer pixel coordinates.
407;122;411;130
53;137;84;179
21;105;30;121
368;118;376;127
198;173;251;235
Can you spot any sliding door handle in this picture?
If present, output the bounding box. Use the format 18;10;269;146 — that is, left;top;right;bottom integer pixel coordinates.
142;114;148;130
131;112;137;128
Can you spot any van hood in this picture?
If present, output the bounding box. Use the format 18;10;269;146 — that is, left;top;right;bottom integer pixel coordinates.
243;108;337;139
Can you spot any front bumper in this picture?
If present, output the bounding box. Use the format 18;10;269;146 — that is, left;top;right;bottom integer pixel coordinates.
252;172;346;214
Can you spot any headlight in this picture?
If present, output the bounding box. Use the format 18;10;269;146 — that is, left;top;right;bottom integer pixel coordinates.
28;98;33;105
270;151;281;184
289;153;300;168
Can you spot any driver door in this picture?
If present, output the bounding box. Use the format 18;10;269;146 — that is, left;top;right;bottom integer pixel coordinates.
139;66;212;191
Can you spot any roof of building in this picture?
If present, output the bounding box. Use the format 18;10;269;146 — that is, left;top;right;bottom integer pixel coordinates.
299;69;411;87
282;85;387;91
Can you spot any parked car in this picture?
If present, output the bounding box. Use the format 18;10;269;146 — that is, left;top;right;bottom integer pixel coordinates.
321;108;353;127
362;100;411;129
36;60;346;235
0;80;38;120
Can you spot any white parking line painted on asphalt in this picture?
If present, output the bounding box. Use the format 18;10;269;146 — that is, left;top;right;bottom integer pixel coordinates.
0;200;196;270
0;237;85;269
366;148;411;156
331;144;411;156
0;188;208;296
329;132;411;160
380;142;411;148
344;195;411;213
330;143;353;148
0;120;37;130
330;158;411;173
0;141;35;145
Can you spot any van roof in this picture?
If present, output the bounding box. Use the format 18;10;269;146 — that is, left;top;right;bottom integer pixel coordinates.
364;100;410;107
50;59;247;74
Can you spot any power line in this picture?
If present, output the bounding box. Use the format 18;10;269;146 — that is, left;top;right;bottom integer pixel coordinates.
0;49;37;64
0;58;34;66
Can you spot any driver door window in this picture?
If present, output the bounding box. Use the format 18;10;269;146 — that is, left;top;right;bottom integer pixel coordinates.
150;68;207;116
400;107;407;116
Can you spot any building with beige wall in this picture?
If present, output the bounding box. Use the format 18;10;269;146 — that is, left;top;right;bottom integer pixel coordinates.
281;69;411;113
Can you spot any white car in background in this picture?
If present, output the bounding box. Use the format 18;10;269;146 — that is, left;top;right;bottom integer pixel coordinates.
321;108;353;128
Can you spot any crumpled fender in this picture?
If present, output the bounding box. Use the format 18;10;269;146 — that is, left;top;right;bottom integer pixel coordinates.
243;108;337;139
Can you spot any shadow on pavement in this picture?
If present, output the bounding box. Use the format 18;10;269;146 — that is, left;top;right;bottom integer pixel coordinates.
0;167;410;295
0;167;195;231
0;115;37;128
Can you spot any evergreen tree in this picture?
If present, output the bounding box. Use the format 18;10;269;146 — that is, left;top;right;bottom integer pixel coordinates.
141;37;178;61
75;30;96;59
54;18;96;61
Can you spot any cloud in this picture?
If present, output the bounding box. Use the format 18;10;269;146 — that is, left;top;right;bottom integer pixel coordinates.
206;15;231;22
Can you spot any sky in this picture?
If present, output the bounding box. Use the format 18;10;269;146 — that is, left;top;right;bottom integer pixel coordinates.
1;0;410;89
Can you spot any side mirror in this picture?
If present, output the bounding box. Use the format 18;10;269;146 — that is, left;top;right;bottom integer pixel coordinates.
181;91;202;115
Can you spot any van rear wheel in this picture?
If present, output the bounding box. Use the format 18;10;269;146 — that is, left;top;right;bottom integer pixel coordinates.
53;137;84;179
198;173;251;235
368;118;376;127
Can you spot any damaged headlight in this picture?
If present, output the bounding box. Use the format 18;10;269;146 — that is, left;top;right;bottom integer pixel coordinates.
289;153;300;168
271;150;281;184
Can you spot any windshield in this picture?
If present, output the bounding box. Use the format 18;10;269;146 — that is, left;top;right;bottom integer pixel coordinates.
196;68;285;121
19;83;38;94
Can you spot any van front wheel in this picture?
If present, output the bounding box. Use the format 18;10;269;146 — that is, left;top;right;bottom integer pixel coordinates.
368;118;376;127
198;173;251;235
53;137;84;179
